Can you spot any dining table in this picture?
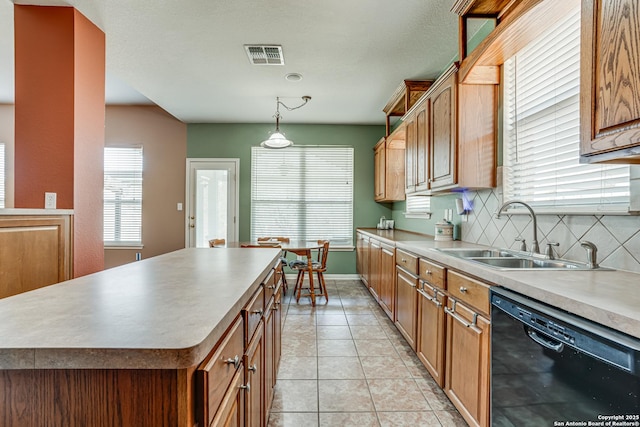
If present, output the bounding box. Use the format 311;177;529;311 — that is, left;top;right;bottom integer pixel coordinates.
226;240;325;306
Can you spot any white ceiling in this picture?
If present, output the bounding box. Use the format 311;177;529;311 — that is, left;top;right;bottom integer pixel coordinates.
1;0;459;124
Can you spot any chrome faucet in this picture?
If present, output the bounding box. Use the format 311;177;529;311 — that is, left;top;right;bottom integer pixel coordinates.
496;200;540;254
580;241;599;269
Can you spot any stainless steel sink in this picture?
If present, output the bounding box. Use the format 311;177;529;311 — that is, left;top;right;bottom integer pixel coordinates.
436;248;517;258
437;247;611;270
470;257;585;269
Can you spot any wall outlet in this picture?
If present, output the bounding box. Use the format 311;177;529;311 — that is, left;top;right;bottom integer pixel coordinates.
44;192;57;209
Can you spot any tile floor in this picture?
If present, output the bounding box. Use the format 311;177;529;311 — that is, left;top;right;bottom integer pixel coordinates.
268;279;468;427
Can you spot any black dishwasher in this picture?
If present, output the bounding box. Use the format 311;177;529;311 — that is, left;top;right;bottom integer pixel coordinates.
491;287;640;426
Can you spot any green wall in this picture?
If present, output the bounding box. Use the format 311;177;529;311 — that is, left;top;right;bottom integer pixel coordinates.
187;123;390;274
390;193;465;240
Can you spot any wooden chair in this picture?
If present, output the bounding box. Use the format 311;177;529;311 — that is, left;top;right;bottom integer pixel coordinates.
257;237;290;293
289;240;329;303
208;238;226;248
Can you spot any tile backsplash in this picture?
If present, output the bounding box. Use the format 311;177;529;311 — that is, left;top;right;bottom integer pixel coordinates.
460;189;640;273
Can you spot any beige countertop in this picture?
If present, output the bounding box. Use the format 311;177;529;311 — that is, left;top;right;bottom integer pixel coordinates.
358;228;640;340
0;248;281;370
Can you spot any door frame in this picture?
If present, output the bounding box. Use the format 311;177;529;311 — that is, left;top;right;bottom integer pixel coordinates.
185;158;240;247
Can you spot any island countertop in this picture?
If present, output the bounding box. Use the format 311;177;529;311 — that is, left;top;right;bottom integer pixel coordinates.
0;247;281;370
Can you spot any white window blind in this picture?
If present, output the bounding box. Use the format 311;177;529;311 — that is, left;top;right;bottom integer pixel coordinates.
251;146;354;247
0;143;5;208
404;194;431;218
104;146;143;245
503;9;629;212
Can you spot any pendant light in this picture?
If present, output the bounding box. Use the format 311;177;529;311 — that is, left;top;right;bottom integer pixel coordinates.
260;96;311;149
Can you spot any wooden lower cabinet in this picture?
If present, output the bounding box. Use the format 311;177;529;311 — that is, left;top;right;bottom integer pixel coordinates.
244;322;264;427
378;243;395;320
264;283;282;419
212;368;246;427
368;238;382;300
416;281;446;387
444;298;490;427
395;266;418;350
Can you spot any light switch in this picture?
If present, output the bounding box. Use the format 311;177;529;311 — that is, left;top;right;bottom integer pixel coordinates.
177;202;183;211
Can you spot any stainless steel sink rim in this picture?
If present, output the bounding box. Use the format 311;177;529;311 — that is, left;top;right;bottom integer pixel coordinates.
436;248;612;271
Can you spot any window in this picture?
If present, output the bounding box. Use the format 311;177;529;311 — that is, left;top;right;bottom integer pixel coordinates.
404;194;431;218
0;143;4;208
251;146;354;248
503;8;630;213
104;146;143;245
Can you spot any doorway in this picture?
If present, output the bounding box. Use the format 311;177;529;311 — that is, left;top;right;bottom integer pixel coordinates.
186;159;239;248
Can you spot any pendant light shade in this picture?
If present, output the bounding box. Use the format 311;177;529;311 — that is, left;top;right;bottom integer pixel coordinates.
260;96;311;149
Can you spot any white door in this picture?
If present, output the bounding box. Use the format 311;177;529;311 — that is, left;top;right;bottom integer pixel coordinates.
186;159;239;248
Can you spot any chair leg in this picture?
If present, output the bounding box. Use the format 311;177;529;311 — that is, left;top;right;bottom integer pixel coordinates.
281;271;288;294
294;269;305;302
317;271;328;302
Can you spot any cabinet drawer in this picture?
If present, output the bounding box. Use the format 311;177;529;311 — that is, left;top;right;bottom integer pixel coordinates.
196;315;244;427
396;249;418;274
447;270;490;315
244;286;265;344
419;258;445;289
263;267;278;304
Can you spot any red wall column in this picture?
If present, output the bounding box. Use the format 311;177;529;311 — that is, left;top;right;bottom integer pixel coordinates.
14;5;105;276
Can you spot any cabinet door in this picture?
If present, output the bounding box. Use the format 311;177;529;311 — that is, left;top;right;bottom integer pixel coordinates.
444;299;490;427
211;368;246;427
430;71;457;190
416;283;445;387
415;100;430;192
361;236;371;287
264;302;275;411
395;266;417;349
369;239;382;301
374;139;386;200
580;0;640;162
244;322;264;427
404;113;417;193
378;243;395;320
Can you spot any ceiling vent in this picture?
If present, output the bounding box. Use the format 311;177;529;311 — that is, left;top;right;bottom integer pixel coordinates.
244;45;284;65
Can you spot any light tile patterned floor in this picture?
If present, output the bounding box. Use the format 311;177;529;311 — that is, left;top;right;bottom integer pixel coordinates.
268;279;468;427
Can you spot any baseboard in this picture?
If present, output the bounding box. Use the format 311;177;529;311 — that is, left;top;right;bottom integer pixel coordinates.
284;273;361;281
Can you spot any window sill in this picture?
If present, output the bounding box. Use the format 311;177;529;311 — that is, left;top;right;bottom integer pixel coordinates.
104;244;144;250
404;212;432;219
497;206;634;216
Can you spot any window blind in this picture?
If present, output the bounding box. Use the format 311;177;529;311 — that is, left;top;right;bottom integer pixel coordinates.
104;146;143;245
251;146;354;247
503;8;630;211
0;143;4;208
405;194;431;217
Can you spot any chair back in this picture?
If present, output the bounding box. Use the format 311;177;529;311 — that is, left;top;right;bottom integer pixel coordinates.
316;240;330;268
209;238;226;248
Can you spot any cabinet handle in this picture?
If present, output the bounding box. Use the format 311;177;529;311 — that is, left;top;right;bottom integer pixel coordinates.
267;285;276;290
252;309;263;316
239;382;250;392
401;258;407;263
445;301;481;333
417;288;442;308
459;286;468;293
248;364;258;373
224;355;240;369
425;270;432;275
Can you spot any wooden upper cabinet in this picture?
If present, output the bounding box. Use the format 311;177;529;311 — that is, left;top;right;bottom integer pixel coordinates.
580;0;640;163
415;99;430;192
374;127;406;202
401;63;496;196
430;67;458;191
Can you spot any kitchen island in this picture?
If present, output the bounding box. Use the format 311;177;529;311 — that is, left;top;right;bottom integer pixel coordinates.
0;247;282;426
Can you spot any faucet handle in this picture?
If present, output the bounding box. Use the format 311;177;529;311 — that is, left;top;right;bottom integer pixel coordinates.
545;242;559;259
515;237;527;251
580;241;599;269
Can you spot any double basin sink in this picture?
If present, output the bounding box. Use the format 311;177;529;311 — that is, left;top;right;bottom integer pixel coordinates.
437;248;604;270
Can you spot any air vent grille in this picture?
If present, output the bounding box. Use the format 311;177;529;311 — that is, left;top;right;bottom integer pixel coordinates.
244;45;284;65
